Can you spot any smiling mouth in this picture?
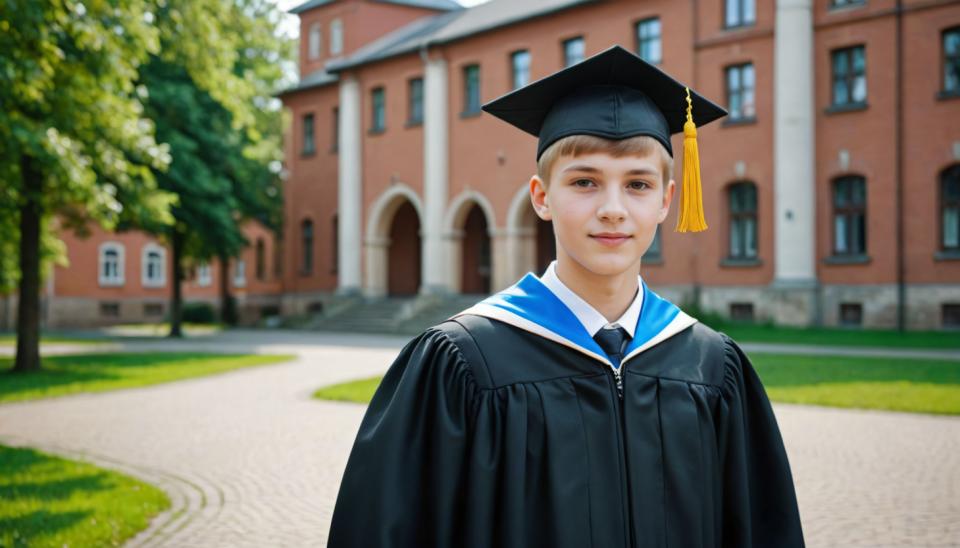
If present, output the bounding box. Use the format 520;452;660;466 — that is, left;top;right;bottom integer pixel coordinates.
589;233;632;247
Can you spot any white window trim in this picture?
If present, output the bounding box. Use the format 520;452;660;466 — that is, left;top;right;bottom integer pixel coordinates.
197;262;212;287
234;259;247;288
98;242;125;287
308;23;322;59
141;243;167;288
330;18;343;56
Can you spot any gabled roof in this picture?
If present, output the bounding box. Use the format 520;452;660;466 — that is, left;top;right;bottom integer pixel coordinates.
326;0;595;72
276;68;339;97
288;0;463;15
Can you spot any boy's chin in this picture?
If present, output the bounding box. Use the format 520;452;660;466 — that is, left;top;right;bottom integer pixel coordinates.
569;253;643;278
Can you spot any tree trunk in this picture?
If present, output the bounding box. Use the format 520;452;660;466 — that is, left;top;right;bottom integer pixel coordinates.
168;227;184;338
218;253;236;325
13;155;43;373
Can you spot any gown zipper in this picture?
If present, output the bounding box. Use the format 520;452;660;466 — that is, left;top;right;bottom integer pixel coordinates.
608;361;636;547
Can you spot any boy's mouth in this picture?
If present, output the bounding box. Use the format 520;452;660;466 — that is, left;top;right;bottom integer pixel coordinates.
589;232;632;247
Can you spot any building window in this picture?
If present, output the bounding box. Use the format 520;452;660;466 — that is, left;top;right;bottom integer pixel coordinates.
255;238;266;282
562;36;584;67
944;27;960;95
729;182;758;259
330;18;343;56
98;242;125;287
725;63;755;121
510;50;530;89
142;244;166;287
370;87;385;133
635;18;662;64
308;23;321;59
730;303;755;322
831;45;867;108
144;303;164;317
725;0;755;28
644;225;662;260
302;113;315;155
463;64;481;115
408;77;424;125
942;165;960;251
301;219;314;276
331;106;339;152
100;302;120;318
234;259;246;288
943;303;960;328
196;262;212;287
331;214;339;274
833;176;867;256
830;0;866;8
839;303;863;327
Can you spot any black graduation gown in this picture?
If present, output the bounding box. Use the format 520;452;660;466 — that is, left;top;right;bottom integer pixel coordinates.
327;276;804;548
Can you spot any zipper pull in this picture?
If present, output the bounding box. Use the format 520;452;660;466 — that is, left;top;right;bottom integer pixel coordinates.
613;367;623;399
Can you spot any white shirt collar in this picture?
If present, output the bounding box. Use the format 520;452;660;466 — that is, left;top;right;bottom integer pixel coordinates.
539;261;644;338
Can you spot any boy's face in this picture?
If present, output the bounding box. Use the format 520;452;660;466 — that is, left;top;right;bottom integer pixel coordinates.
530;149;675;278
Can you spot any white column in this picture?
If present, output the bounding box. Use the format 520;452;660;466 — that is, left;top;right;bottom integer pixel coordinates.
773;0;815;284
337;74;362;294
422;57;450;294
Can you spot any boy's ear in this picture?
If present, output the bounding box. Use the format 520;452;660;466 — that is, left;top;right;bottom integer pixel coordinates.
659;178;676;223
529;175;552;221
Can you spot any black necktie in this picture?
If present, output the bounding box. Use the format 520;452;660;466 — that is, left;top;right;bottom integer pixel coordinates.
593;326;630;369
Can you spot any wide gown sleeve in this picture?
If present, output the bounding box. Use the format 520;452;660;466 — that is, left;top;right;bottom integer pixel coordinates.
718;334;805;547
326;328;478;548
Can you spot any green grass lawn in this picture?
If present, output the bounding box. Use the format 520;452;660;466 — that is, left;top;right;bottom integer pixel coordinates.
0;335;105;346
0;353;294;403
0;444;170;548
314;353;960;415
714;323;960;349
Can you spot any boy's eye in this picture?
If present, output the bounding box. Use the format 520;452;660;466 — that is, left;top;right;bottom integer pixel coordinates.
628;181;650;190
573;178;595;188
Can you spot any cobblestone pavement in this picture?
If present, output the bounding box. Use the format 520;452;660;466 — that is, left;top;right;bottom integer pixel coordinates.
0;330;958;547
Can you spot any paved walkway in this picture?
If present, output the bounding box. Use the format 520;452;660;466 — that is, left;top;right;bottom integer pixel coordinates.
0;330;958;547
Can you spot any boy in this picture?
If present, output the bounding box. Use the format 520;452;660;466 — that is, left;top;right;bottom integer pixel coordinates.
328;45;804;547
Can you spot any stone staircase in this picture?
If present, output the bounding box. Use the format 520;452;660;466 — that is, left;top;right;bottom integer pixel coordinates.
308;294;486;335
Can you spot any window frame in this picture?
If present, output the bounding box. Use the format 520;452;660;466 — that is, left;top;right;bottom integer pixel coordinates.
407;77;424;126
98;242;125;287
562;36;585;67
331;106;339;153
370;86;386;133
301;218;314;276
462;64;481;116
724;0;756;29
831;175;868;257
141;243;167;288
727;181;759;260
196;262;212;287
510;49;531;90
829;0;866;9
330;18;343;56
308;23;322;60
943;26;960;96
233;259;246;288
301;112;316;156
941;165;960;252
830;45;867;109
635;17;662;65
255;238;266;282
725;62;756;122
643;224;663;262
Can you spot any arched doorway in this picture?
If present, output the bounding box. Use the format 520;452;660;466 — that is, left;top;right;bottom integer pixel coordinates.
387;201;421;295
506;185;557;280
535;216;555;275
461;204;491;294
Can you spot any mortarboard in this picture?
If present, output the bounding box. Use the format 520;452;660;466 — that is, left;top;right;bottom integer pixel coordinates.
481;45;727;232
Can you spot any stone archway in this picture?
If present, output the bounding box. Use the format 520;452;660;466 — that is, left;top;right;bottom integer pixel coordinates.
365;185;424;297
505;185;555;280
444;190;497;294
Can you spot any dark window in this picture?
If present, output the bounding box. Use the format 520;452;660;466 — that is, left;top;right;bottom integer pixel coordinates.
510;50;530;89
831;46;867;107
635;18;662;64
942;165;960;251
730;303;755;322
144;303;164;317
463;64;481;114
100;302;120;318
255;238;266;281
830;0;866;8
331;214;339;275
728;182;758;259
408;77;424;125
725;0;755;28
302;113;315;155
301;219;314;276
370;87;385;132
833;176;867;256
331;106;339;152
725;63;755;121
562;36;584;67
839;303;863;326
944;27;960;94
943;303;960;328
644;225;662;260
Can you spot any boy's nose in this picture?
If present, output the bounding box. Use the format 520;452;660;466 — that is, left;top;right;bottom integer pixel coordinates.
597;187;627;222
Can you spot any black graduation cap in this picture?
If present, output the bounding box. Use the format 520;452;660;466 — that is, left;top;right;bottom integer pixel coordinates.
481;44;728;232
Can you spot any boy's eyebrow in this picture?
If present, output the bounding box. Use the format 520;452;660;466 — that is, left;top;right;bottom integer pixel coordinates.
561;164;661;177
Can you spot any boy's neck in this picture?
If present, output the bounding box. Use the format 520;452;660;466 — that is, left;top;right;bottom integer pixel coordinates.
554;257;641;324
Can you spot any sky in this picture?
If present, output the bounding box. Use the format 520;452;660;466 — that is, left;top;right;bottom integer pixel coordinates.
274;0;491;39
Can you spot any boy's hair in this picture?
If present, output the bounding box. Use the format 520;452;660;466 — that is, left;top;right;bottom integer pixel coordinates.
536;134;674;188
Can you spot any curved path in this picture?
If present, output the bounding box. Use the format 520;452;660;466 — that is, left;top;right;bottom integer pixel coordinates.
0;330;957;546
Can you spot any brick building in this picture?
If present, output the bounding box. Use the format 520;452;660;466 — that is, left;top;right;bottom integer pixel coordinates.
12;0;959;330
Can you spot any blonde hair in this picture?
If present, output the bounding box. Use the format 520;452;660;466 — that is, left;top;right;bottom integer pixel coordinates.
536;134;673;188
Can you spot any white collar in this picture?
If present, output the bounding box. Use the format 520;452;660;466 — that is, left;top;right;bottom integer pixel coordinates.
539;261;643;338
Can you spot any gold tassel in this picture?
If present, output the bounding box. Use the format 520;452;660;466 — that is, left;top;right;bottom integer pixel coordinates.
676;87;708;232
